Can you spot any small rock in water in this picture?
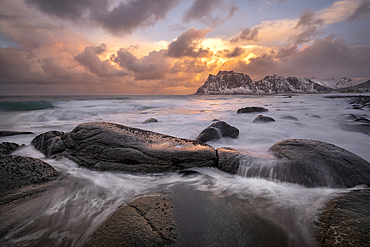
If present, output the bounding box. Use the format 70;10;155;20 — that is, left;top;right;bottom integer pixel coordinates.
237;106;268;114
280;116;298;121
0;131;34;137
336;114;357;121
196;121;239;143
352;104;363;109
0;142;20;155
142;118;158;124
338;120;370;135
253;115;275;123
310;115;321;119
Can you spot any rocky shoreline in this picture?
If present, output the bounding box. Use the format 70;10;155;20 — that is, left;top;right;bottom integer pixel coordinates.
1;96;370;246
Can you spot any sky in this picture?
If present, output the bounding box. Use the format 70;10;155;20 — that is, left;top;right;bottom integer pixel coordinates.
0;0;370;95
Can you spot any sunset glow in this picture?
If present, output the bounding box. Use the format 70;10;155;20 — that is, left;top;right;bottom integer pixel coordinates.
0;0;369;95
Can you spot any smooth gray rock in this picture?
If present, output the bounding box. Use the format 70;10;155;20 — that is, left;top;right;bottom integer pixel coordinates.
280;116;298;121
31;122;217;173
0;142;20;155
84;195;175;247
253;115;275;123
237;106;268;114
0;154;60;198
338;119;370;135
268;139;370;188
316;189;370;246
195;121;239;143
143;118;158;124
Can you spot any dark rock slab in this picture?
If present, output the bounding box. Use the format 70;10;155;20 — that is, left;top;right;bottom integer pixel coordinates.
143;118;158;124
253;115;275;123
0;131;33;137
0;142;20;155
84;195;175;247
336;114;358;121
237;106;268;114
268;139;370;188
31;122;217;173
316;189;370;246
280;116;298;121
0;154;60;198
195;121;239;143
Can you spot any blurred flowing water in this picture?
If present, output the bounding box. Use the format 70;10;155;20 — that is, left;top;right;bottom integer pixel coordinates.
0;94;369;246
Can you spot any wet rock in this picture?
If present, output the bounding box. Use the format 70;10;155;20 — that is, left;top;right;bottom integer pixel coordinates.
31;122;217;173
268;139;370;188
338;120;370;135
280;116;298;121
0;142;20;155
336;114;357;121
310;115;321;119
237;106;268;114
84;195;175;247
253;115;275;123
352;104;363;109
217;147;242;174
143;118;158;124
316;189;370;246
195;121;239;143
0;131;33;137
0;154;60;197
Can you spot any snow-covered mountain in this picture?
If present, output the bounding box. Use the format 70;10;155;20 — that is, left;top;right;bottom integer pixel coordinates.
195;71;332;95
310;77;356;89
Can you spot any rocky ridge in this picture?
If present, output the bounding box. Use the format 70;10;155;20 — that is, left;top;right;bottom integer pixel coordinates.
195;71;369;95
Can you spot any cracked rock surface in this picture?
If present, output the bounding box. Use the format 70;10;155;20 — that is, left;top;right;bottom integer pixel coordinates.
316;189;370;246
84;195;175;247
31;122;217;173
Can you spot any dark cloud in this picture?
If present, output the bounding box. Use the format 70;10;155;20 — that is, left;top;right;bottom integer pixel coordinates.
222;47;245;58
235;36;370;80
97;0;180;35
25;0;108;20
25;0;180;36
0;46;31;83
347;0;370;22
183;0;239;27
167;28;212;58
111;48;168;80
231;27;261;43
290;9;323;45
75;44;128;78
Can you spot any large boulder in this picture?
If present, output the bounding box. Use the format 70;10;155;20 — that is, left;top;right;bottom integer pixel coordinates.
31;122;217;173
0;154;60;198
237;106;268;114
268;139;370;188
195;121;239;143
316;189;370;246
84;195;175;247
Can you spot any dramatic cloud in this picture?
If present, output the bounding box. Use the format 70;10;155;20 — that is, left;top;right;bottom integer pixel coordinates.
347;0;370;22
25;0;108;20
231;27;261;43
289;9;324;45
223;47;245;58
0;46;31;83
183;0;239;27
167;28;212;58
234;36;370;80
111;48;169;80
75;44;128;78
25;0;180;35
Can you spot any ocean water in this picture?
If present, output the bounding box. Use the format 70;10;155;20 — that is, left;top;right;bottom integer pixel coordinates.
0;94;369;246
